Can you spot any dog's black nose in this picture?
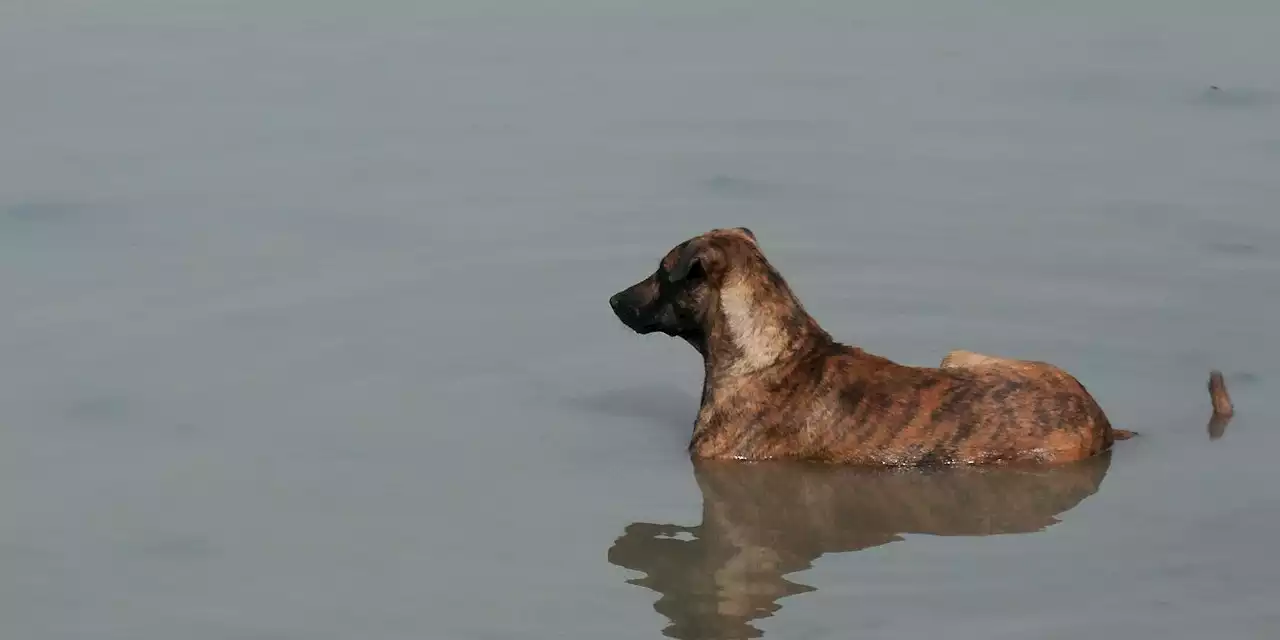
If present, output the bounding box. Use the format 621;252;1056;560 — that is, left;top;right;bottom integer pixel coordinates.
609;293;622;309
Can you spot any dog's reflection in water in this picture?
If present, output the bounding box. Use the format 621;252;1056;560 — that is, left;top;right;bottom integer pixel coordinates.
607;453;1112;640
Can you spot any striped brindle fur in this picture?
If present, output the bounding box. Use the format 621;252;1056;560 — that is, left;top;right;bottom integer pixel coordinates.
608;227;1233;465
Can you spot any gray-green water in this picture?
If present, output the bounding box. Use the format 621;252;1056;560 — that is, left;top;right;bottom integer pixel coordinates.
3;3;1279;639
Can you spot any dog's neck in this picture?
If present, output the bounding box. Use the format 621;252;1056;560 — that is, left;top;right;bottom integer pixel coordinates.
699;270;831;381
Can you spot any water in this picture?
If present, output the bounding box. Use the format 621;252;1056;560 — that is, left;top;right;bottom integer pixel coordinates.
3;3;1279;639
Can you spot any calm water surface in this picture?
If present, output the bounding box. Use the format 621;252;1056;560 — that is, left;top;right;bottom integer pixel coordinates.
3;3;1279;639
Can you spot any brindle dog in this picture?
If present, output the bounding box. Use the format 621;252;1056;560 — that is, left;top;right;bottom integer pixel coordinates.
609;227;1234;465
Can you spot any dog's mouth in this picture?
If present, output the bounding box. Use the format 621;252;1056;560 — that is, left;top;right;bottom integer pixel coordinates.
610;297;656;334
617;313;662;335
609;290;703;345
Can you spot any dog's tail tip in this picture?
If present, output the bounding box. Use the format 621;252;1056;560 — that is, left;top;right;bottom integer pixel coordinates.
1208;369;1234;417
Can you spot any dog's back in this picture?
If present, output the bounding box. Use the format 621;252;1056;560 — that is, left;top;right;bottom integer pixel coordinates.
826;348;1116;465
690;344;1117;465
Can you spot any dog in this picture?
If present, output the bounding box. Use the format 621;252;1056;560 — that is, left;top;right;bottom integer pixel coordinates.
609;227;1233;465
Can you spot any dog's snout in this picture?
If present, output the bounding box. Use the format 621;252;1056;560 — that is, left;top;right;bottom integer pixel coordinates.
610;281;668;335
610;291;634;322
610;289;650;333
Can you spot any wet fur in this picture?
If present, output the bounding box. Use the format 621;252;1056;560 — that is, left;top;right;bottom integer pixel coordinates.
609;228;1233;466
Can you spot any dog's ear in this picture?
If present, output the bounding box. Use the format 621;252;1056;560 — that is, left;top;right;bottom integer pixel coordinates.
669;239;721;283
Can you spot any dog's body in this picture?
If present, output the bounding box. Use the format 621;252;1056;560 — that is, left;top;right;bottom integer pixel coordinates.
609;228;1229;466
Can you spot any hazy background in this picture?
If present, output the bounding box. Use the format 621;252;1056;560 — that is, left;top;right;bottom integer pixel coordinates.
2;2;1278;639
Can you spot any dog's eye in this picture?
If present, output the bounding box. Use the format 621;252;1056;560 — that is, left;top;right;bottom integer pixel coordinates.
680;259;706;283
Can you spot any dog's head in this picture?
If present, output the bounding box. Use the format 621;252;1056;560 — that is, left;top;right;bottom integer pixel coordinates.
608;227;761;341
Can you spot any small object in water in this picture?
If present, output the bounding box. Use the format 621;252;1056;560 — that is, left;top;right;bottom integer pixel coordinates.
1207;370;1234;441
1208;370;1233;417
1210;85;1221;91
